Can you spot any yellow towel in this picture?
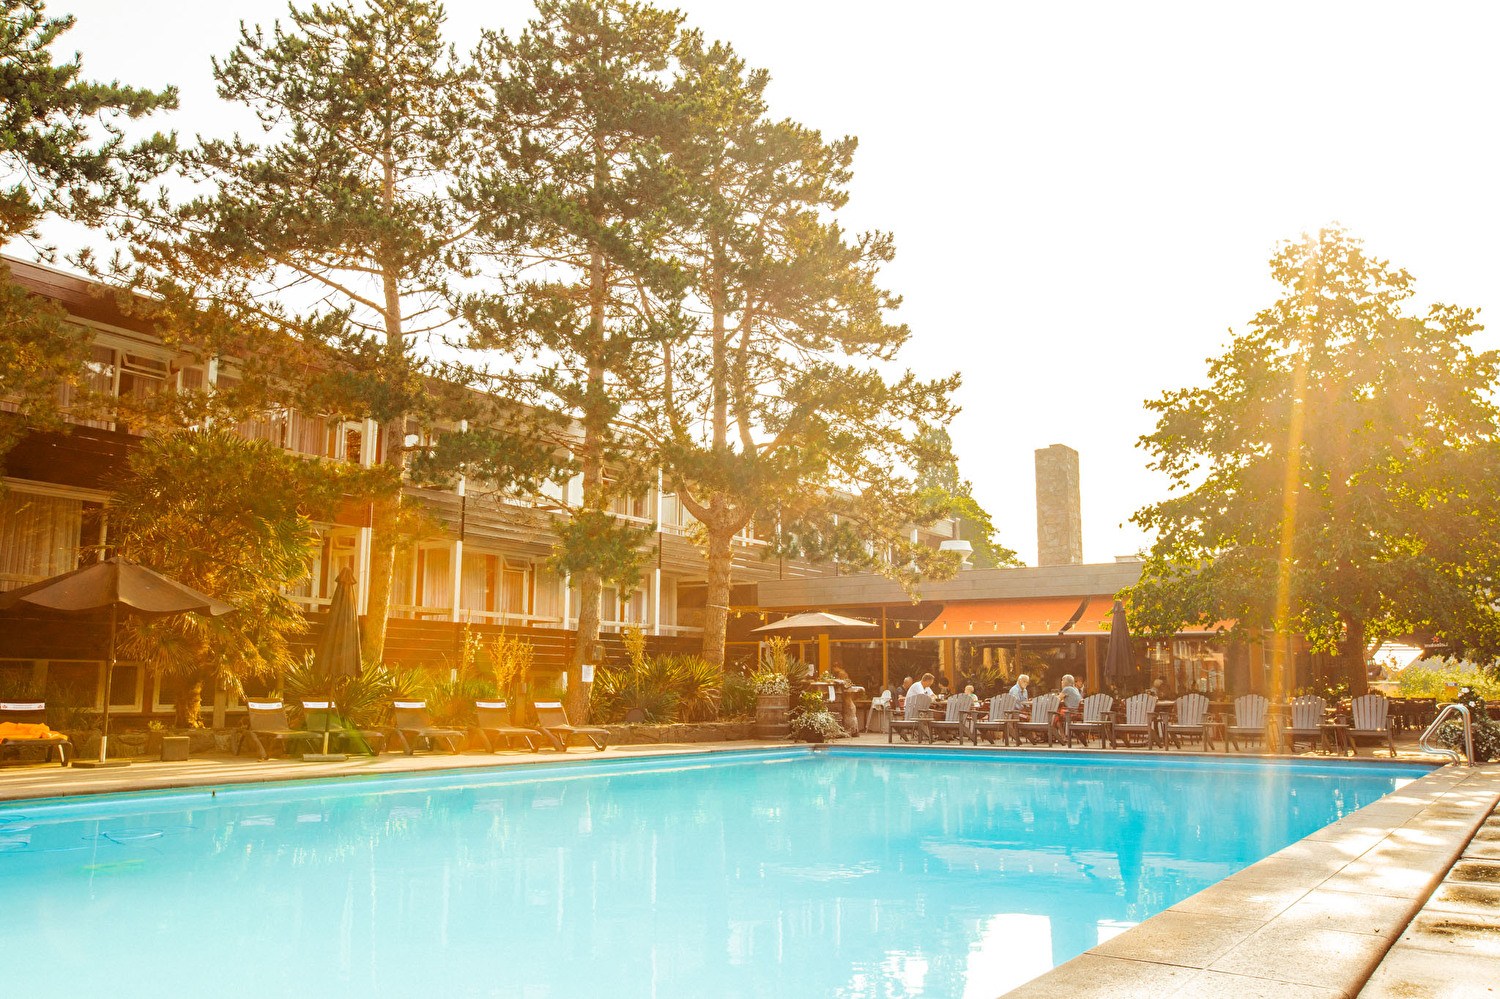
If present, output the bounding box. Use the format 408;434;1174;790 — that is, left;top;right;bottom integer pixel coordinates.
0;721;67;742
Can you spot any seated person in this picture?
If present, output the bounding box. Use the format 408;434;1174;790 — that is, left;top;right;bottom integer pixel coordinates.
1009;673;1032;707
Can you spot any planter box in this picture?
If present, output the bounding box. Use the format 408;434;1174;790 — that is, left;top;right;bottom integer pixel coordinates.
754;693;791;740
159;735;191;762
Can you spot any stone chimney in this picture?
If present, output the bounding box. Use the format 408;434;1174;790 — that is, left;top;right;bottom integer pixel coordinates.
1035;444;1082;566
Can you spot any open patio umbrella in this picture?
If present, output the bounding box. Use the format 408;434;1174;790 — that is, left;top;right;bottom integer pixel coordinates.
0;557;234;764
1103;599;1134;688
751;611;876;633
307;566;361;760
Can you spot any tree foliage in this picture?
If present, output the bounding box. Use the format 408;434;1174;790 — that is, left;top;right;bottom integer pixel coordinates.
109;428;351;726
0;0;175;242
1131;227;1500;689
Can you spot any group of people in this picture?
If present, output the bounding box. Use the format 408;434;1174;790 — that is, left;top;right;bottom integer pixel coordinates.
881;671;1089;734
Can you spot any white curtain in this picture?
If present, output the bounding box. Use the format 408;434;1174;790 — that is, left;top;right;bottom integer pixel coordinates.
421;546;453;612
534;566;563;623
460;551;491;613
0;492;82;588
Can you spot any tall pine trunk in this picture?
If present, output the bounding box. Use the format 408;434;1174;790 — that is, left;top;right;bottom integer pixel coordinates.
700;520;734;668
1341;617;1369;697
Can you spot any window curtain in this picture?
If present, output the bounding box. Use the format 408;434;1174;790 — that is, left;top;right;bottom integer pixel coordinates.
460;551;491;614
0;492;82;588
421;546;453;612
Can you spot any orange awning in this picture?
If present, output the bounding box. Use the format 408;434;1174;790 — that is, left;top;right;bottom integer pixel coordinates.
913;595;1119;640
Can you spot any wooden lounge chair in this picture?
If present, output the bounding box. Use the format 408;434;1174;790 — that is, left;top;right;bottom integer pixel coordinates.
244;700;321;760
1114;692;1158;748
1066;693;1115;748
888;691;933;744
929;692;977;743
1015;694;1060;745
474;700;541;752
1162;692;1216;750
300;700;387;755
1226;694;1271;752
392;700;466;755
0;701;71;766
1285;695;1330;754
532;701;609;751
974;693;1020;746
1348;693;1397;757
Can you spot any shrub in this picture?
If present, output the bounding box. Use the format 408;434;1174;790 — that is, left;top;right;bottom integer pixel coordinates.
720;674;757;718
1436;717;1500;763
1397;657;1500;702
664;654;722;722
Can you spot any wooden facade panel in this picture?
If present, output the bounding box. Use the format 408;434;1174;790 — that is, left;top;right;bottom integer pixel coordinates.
5;426;134;490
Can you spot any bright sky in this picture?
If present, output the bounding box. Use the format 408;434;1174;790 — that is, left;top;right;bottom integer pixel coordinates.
49;0;1500;565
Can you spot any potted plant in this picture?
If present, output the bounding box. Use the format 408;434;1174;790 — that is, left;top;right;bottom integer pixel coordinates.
788;706;846;744
752;670;791;739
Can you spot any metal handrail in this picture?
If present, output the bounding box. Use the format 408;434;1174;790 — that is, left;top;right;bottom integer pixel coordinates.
1418;702;1474;765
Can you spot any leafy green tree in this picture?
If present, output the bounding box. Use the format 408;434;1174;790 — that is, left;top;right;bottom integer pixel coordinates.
129;0;550;662
0;0;175;460
462;0;686;717
0;0;176;241
109;428;350;726
646;34;1002;666
1131;227;1500;695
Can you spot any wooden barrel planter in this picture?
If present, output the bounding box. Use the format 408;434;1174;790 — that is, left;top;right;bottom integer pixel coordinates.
753;693;791;740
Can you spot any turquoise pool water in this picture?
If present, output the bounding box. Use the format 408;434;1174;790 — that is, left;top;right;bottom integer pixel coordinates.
0;748;1429;997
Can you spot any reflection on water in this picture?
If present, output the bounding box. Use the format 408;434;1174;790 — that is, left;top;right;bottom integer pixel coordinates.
0;752;1418;998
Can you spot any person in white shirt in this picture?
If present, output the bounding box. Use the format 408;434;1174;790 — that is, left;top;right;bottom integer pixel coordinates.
907;672;935;698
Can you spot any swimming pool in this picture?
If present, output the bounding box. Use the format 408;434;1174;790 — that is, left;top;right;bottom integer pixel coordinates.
0;747;1431;997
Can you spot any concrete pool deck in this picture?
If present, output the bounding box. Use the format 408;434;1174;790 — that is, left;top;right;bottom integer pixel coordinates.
1;735;1495;997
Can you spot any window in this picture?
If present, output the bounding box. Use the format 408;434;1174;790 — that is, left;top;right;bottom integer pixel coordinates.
0;491;83;589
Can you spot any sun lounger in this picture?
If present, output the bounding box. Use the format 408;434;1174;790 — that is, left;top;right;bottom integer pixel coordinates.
974;693;1020;746
1066;693;1115;748
1348;693;1397;757
0;702;71;766
474;701;541;752
300;700;387;755
244;700;322;760
392;700;466;754
888;691;933;744
1114;692;1158;747
532;701;609;751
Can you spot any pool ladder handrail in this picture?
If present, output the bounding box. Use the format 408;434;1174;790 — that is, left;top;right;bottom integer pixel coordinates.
1418;702;1474;765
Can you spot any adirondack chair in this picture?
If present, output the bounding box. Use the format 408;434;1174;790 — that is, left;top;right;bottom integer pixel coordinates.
1114;692;1158;747
1285;695;1329;753
1348;694;1397;757
1163;692;1216;751
889;691;933;744
1226;694;1271;752
974;693;1020;746
1015;693;1060;745
1066;693;1115;748
929;692;977;743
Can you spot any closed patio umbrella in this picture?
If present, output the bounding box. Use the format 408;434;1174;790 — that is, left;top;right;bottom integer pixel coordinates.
0;557;234;764
307;566;361;760
1103;599;1134;688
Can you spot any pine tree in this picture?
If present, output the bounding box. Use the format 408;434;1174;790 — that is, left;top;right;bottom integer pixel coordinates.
462;0;686;717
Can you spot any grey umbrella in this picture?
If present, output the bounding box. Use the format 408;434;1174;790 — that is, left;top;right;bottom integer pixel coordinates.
0;557;234;764
307;566;361;759
1103;599;1134;688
